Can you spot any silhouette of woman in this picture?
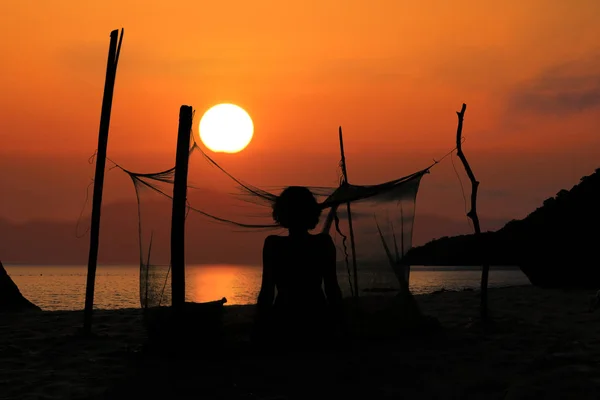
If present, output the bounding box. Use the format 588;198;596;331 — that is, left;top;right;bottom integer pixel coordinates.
254;186;344;348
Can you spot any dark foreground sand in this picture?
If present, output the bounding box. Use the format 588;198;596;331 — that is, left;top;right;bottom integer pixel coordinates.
2;286;600;399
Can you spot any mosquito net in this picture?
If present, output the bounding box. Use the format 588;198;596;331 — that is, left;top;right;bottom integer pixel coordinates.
107;115;433;309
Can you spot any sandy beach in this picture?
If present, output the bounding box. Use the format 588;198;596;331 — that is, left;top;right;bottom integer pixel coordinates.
2;286;600;399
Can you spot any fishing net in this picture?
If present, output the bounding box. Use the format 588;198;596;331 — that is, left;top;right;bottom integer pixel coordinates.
109;117;433;309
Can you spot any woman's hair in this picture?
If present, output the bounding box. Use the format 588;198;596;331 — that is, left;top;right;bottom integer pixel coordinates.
272;186;322;230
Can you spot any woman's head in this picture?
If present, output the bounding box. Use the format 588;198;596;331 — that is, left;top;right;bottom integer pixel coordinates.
272;186;321;231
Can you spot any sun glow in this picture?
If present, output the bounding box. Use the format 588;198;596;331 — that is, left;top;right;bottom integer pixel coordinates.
199;103;254;153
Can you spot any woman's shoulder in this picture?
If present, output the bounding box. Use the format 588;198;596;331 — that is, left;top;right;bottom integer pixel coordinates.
312;232;335;246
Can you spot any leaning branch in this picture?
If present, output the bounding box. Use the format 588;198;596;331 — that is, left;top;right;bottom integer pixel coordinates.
83;28;124;335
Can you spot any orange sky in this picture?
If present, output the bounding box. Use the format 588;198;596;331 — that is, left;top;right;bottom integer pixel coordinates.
1;0;600;225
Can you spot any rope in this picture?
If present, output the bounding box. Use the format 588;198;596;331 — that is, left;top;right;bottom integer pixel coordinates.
75;150;124;239
333;211;355;297
75;180;94;238
450;150;473;230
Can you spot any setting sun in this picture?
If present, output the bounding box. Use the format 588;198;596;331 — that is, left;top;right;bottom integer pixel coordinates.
199;103;254;153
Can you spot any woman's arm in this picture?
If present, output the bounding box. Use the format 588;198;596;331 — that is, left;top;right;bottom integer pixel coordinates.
256;235;276;315
253;236;277;345
322;234;343;308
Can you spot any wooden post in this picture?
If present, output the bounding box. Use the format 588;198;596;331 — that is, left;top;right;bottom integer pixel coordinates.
338;127;359;298
454;103;490;321
171;106;194;309
83;28;124;335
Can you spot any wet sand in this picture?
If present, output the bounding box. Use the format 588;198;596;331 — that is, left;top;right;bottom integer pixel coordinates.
2;286;600;399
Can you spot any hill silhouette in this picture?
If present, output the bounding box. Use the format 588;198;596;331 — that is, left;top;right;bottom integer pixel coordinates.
0;188;267;266
0;185;506;265
404;168;600;288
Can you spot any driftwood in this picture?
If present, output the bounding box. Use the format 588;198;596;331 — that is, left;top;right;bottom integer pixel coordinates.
0;261;41;312
144;298;227;354
455;103;490;321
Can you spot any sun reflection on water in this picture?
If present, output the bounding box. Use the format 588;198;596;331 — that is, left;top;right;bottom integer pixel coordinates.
6;264;530;311
186;264;262;305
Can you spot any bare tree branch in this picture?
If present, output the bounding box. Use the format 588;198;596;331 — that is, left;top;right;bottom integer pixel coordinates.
455;103;490;321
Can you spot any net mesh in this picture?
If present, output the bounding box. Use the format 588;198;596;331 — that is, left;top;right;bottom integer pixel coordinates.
109;116;432;309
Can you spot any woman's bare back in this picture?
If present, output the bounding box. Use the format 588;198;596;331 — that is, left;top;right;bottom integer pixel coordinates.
255;233;343;343
272;234;329;301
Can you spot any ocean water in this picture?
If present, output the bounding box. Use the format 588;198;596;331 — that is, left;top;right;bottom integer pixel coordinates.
5;264;530;311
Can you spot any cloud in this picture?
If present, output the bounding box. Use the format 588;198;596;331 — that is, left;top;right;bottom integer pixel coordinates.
508;54;600;115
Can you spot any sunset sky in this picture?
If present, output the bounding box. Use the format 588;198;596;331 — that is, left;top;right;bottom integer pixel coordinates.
1;0;600;229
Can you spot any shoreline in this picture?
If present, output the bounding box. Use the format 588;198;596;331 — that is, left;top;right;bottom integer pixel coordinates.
7;263;532;312
3;286;600;399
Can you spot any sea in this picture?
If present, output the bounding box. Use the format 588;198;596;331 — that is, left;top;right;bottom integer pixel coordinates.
4;264;531;311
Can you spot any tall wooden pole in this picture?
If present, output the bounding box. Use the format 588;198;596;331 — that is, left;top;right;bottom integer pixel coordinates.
338;127;359;298
171;106;194;309
455;103;489;321
83;28;124;335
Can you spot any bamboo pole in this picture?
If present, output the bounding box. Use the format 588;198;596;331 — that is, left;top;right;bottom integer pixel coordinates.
171;106;194;309
338;126;359;298
454;103;490;321
83;28;124;335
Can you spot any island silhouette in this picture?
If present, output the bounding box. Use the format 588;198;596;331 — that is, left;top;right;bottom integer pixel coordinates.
404;168;600;289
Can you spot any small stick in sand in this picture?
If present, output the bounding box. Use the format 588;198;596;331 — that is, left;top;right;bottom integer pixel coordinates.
338;126;359;298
